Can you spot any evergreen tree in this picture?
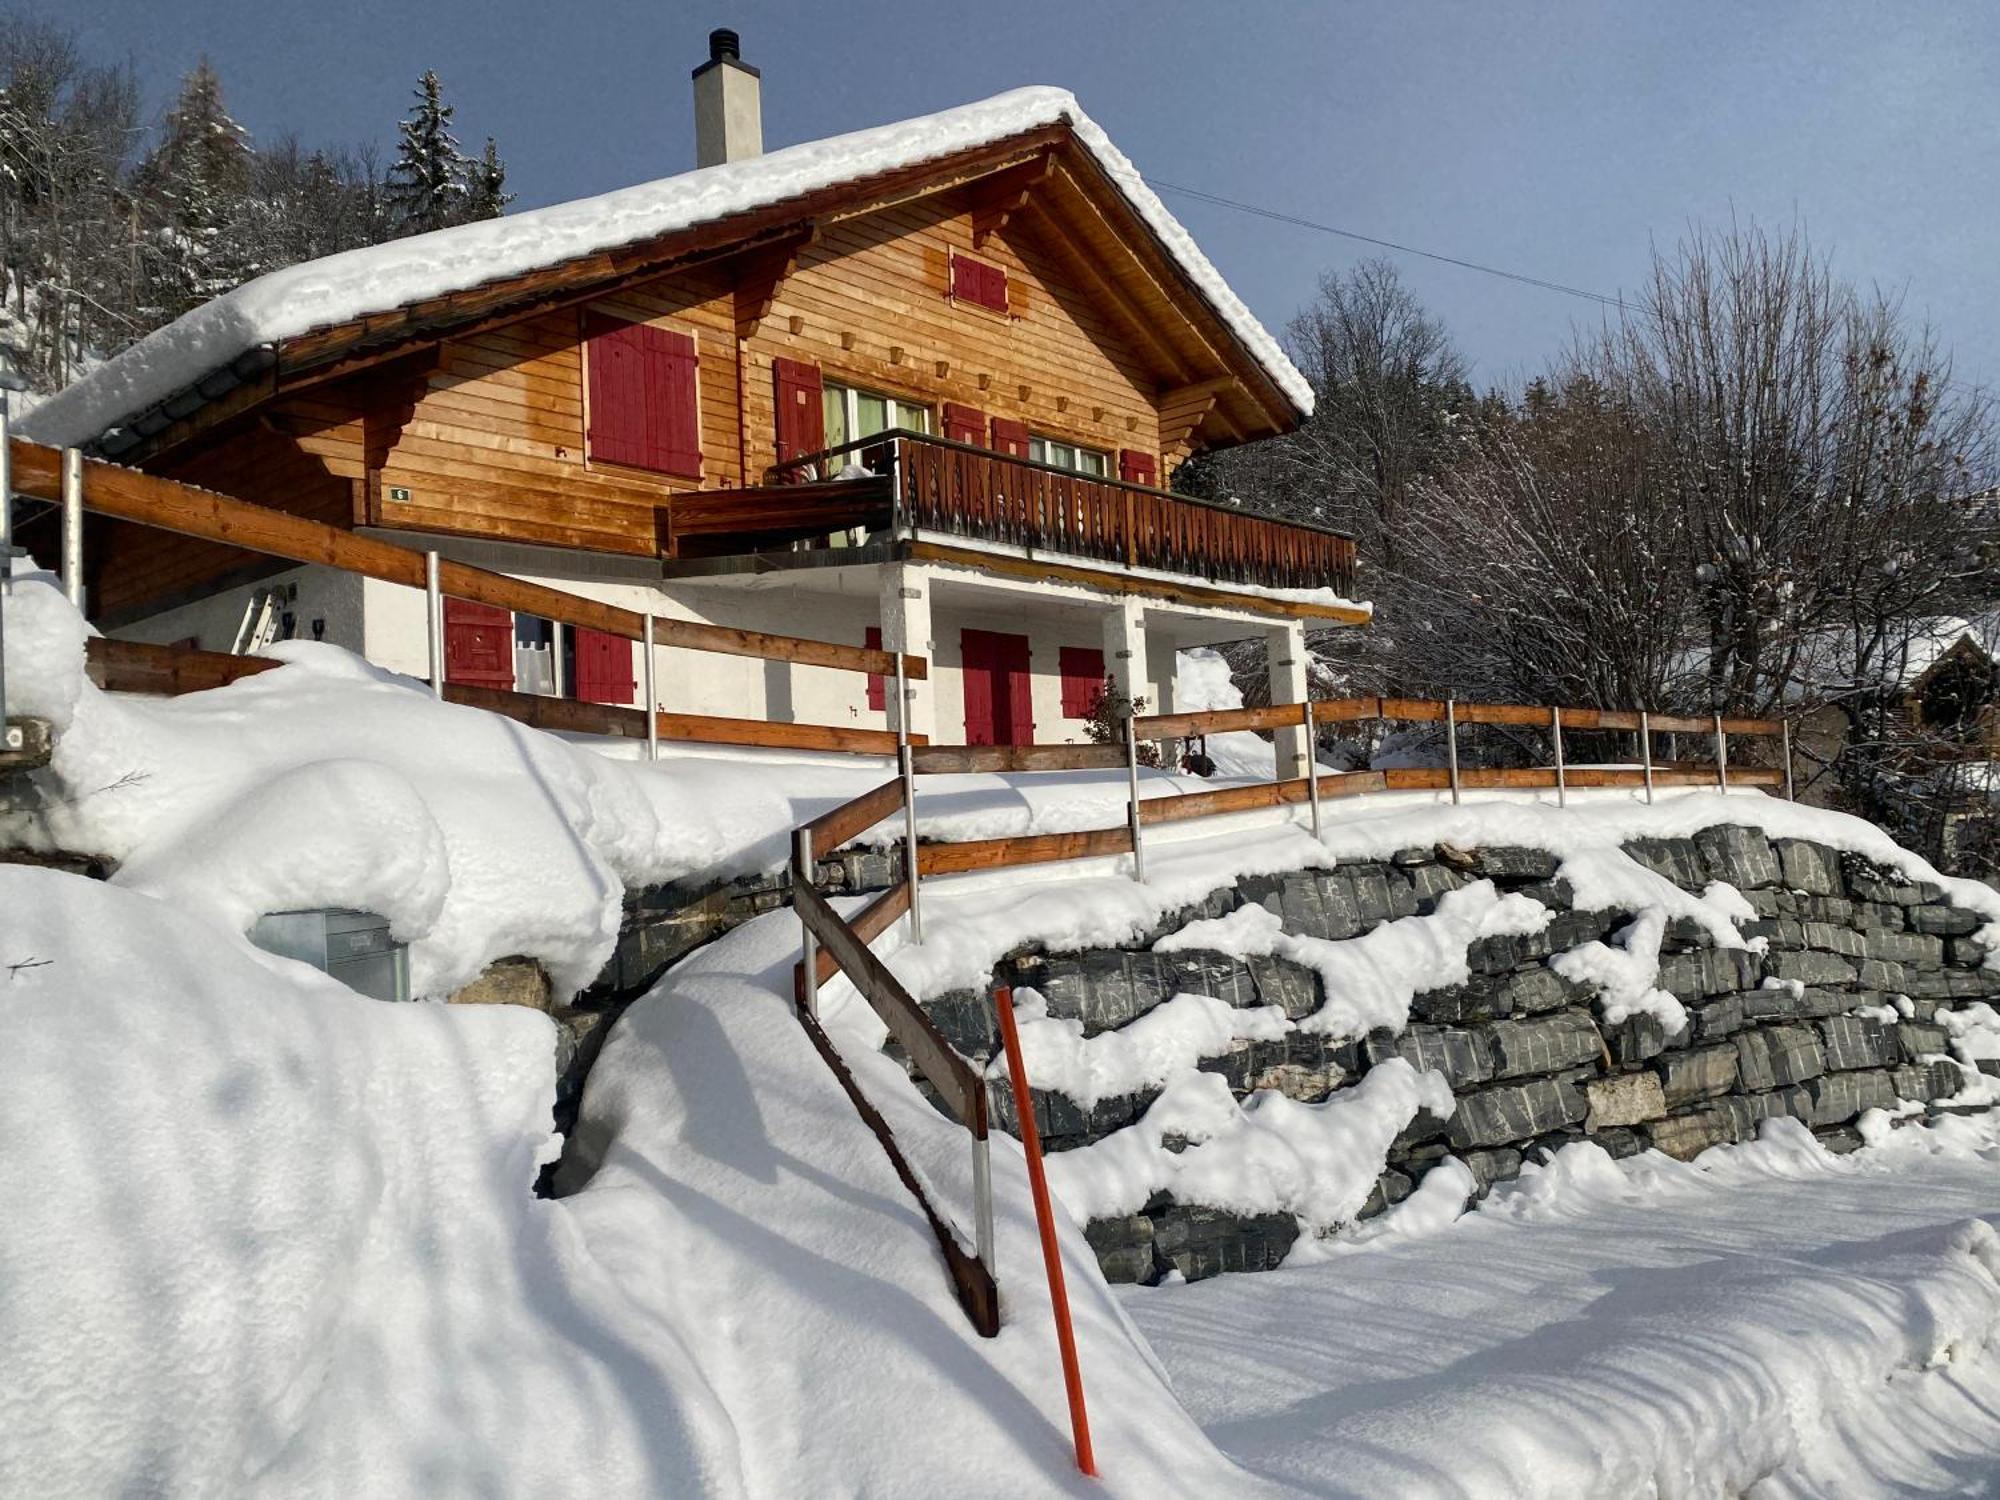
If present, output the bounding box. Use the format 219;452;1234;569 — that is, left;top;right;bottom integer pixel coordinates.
464;136;511;222
133;57;253;317
385;70;470;234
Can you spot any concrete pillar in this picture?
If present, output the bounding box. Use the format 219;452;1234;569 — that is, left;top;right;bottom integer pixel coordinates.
880;563;935;741
1102;598;1150;713
1267;620;1310;778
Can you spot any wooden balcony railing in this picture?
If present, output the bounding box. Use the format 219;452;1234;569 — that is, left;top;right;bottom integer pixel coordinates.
776;430;1357;597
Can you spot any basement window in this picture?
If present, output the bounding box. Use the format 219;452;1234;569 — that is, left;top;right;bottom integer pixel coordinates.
1029;436;1109;477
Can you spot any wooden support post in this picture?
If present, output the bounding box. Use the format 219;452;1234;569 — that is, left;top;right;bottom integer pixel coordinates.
424;550;444;699
795;827;819;1021
60;447;83;613
1640;710;1655;805
1125;706;1146;882
1782;720;1795;801
1713;712;1729;791
1551;705;1566;808
1444;698;1461;806
1304;697;1322;839
642;616;658;763
992;984;1097;1479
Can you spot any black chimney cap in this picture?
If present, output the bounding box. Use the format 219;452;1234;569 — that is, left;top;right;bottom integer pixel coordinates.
693;26;757;79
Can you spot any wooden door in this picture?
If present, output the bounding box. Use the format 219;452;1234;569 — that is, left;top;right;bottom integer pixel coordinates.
444;598;514;690
571;627;635;705
961;628;1033;746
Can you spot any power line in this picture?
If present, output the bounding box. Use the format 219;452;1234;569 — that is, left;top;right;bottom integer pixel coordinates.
1151;179;1630;311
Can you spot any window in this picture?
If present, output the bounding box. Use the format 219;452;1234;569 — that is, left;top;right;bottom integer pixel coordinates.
822;380;930;457
950;253;1008;313
1029;436;1109;477
584;314;701;478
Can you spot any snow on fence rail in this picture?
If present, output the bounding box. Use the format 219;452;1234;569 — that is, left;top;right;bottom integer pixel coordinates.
4;432;926;757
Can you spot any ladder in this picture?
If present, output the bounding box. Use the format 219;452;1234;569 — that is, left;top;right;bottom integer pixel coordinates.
230;590;283;655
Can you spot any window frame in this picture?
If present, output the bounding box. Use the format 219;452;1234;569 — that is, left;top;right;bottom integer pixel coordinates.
1028;434;1111;478
822;378;932;456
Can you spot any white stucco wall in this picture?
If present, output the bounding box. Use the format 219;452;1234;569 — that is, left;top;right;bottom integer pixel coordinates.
110;564;367;656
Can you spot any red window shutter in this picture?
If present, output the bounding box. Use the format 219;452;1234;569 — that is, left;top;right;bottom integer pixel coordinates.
1118;448;1158;487
1002;632;1034;745
1059;646;1106;719
952;254;1007;313
961;630;996;746
772;356;825;470
647;326;702;478
989;416;1029;458
865;626;885;712
942;402;985;446
444;598;515;690
572;627;635;705
586;316;649;468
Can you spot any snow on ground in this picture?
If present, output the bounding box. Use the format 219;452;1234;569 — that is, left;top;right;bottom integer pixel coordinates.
1123;1113;2000;1499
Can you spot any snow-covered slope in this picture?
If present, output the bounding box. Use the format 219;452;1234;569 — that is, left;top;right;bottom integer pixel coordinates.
22;86;1311;451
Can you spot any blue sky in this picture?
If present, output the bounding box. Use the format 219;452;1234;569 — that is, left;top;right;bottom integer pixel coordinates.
73;0;2000;395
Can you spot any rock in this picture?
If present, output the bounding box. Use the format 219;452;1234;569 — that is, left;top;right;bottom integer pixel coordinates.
1890;1060;1963;1101
1767;950;1856;987
1410;980;1506;1026
1860;930;1946;966
1774;839;1842;896
1470;846;1561;882
1446;1077;1588;1149
1798;1069;1897;1126
1843;859;1941;905
1238;869;1365;942
1694;825;1781;889
1646;1108;1739;1160
1458;1148;1523;1192
1815;1015;1895;1071
1082;1213;1156;1285
1364;1024;1496;1089
1465;929;1554;976
1407;862;1470;910
1585;1072;1668;1130
1658;948;1763;998
1497;967;1581;1015
1692;994;1749;1040
1486;1012;1605;1079
1947;936;1991;968
1893;1021;1949;1061
1908;904;1980;937
1800;922;1867;959
1657;1045;1741;1106
1149;1203;1299;1282
1622;837;1711;890
449;955;555;1008
1856;958;1908;993
1735;1025;1826;1090
1604;1012;1673;1064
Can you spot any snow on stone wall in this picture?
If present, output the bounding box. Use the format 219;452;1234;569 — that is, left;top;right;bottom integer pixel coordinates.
916;826;2000;1284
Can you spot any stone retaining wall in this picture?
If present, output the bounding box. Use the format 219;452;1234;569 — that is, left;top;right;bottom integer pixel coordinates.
918;827;2000;1285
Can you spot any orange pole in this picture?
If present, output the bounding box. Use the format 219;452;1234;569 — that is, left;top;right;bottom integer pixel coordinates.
992;984;1097;1478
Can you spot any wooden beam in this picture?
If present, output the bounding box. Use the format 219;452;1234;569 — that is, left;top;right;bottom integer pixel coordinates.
733;226;818;341
795;880;911;996
969;153;1055;248
903;539;1372;624
909;743;1125;775
802;779;905;853
1015;191;1195;386
85;637;278;695
916;825;1134;875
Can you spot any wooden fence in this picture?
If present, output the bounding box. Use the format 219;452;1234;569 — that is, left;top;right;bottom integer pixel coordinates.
9;434;925;757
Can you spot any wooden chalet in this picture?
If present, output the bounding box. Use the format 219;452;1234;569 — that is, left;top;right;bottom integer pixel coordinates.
23;32;1360;760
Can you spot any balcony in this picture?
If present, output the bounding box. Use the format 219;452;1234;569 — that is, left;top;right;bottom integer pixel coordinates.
663;430;1356;598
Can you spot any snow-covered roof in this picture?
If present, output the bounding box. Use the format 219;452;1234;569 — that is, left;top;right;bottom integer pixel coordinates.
23;86;1313;451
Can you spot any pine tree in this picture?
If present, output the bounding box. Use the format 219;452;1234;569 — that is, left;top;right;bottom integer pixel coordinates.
132;57;252;318
384;70;470;235
464;136;511;222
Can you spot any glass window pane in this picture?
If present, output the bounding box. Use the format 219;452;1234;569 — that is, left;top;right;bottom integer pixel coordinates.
1077;448;1108;477
893;402;929;434
856;391;888;438
823;384;849;453
1029;437;1048;464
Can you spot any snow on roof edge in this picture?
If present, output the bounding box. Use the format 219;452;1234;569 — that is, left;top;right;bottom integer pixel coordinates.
23;86;1312;450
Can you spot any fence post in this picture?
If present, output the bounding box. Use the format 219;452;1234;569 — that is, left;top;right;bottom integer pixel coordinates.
1782;719;1795;802
1551;705;1567;808
60;447;84;614
899;739;924;944
991;983;1097;1479
971;1117;995;1281
1639;710;1655;805
794;827;819;1021
1444;698;1461;805
1125;705;1146;882
1713;712;1729;791
424;550;444;698
1303;697;1322;839
642;616;658;762
0;397;13;754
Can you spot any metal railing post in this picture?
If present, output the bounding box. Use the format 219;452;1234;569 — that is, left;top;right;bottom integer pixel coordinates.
1125;705;1146;882
971;1124;995;1277
642;615;658;762
1713;712;1729;791
0;395;13;753
60;447;84;614
1640;710;1655;804
1551;705;1567;808
1444;698;1461;805
424;550;444;698
795;827;819;1021
1303;697;1322;839
899;739;924;944
1782;719;1795;801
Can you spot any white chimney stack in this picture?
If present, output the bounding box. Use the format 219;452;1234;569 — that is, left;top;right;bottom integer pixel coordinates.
692;28;762;168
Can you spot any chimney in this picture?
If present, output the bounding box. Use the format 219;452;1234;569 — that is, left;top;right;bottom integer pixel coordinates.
692;28;762;168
